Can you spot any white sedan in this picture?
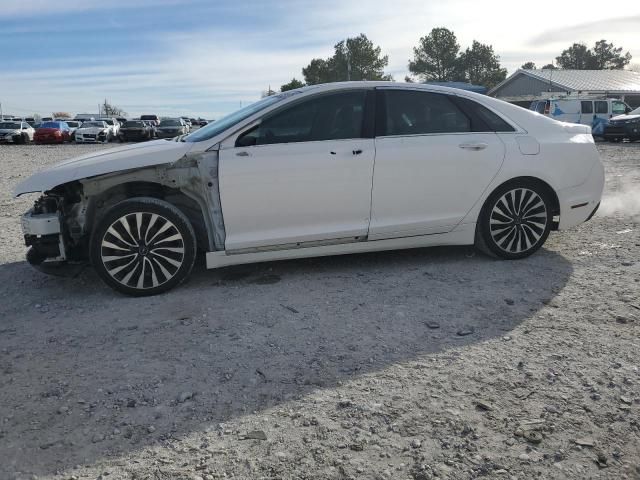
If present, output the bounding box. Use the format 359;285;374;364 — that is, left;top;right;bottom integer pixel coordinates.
14;82;604;295
0;121;35;144
74;121;112;143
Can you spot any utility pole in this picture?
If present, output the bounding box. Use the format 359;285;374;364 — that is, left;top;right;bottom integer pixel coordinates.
0;101;3;120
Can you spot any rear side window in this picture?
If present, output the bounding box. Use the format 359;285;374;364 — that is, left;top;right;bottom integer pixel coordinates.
379;90;471;136
237;90;367;146
452;97;515;132
595;101;608;114
581;101;593;114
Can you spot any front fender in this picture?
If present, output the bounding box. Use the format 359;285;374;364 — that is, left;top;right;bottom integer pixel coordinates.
14;140;195;196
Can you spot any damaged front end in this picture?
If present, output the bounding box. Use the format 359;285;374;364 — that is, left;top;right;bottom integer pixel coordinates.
22;183;89;276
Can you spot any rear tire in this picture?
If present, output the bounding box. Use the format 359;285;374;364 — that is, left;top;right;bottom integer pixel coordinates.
475;180;553;260
90;197;197;296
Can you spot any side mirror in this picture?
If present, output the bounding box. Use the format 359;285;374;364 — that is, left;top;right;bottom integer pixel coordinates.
236;134;257;148
625;107;632;114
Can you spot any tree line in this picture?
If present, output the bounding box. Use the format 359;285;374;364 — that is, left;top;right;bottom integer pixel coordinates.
281;29;633;93
521;40;632;70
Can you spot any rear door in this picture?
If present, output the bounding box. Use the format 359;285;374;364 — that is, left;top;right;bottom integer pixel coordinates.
579;100;594;126
370;88;507;239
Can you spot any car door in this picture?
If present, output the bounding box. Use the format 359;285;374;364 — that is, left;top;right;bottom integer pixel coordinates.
592;100;610;135
579;101;594;126
370;88;506;239
218;89;376;251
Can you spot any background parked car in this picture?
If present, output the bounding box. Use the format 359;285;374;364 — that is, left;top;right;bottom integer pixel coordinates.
75;120;112;143
180;117;192;131
34;121;71;144
97;117;120;137
140;114;160;126
0;121;35;144
119;120;154;142
142;120;158;138
604;106;640;142
156;118;188;138
116;116;128;127
65;121;82;141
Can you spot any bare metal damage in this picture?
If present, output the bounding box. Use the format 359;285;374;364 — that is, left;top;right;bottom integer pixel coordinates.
25;149;227;269
78;150;226;252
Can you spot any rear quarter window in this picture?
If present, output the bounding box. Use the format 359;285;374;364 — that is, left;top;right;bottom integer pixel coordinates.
453;97;516;132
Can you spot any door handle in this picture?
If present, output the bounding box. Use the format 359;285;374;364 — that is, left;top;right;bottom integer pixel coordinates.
352;149;363;155
236;151;250;157
459;142;488;151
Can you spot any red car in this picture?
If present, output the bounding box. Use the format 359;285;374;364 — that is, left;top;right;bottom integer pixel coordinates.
34;121;72;144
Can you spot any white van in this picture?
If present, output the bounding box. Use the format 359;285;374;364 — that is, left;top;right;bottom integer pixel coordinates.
530;97;630;135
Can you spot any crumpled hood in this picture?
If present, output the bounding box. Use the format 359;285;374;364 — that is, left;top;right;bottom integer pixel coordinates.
14;139;194;196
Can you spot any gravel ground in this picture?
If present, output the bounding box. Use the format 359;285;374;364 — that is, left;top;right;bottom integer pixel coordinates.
0;142;639;480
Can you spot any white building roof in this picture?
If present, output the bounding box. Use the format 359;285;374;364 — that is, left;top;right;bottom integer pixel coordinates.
490;69;640;96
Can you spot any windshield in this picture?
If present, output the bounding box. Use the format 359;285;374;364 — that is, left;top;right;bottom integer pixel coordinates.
0;122;20;129
124;121;144;127
82;121;106;128
141;115;157;120
160;119;181;126
67;122;80;127
612;101;628;115
184;94;286;142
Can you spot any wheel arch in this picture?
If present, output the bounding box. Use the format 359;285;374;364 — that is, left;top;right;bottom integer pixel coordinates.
483;176;560;230
84;180;212;252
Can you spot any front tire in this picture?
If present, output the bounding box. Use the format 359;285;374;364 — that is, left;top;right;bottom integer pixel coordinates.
476;181;553;259
90;198;197;296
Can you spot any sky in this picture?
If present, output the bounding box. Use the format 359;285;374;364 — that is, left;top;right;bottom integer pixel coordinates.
1;0;639;119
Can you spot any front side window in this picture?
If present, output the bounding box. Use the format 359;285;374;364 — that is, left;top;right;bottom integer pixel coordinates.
186;94;286;143
581;101;593;114
595;101;608;114
236;90;367;147
380;90;471;136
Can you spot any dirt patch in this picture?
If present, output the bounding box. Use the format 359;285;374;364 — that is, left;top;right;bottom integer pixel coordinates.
0;143;639;480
